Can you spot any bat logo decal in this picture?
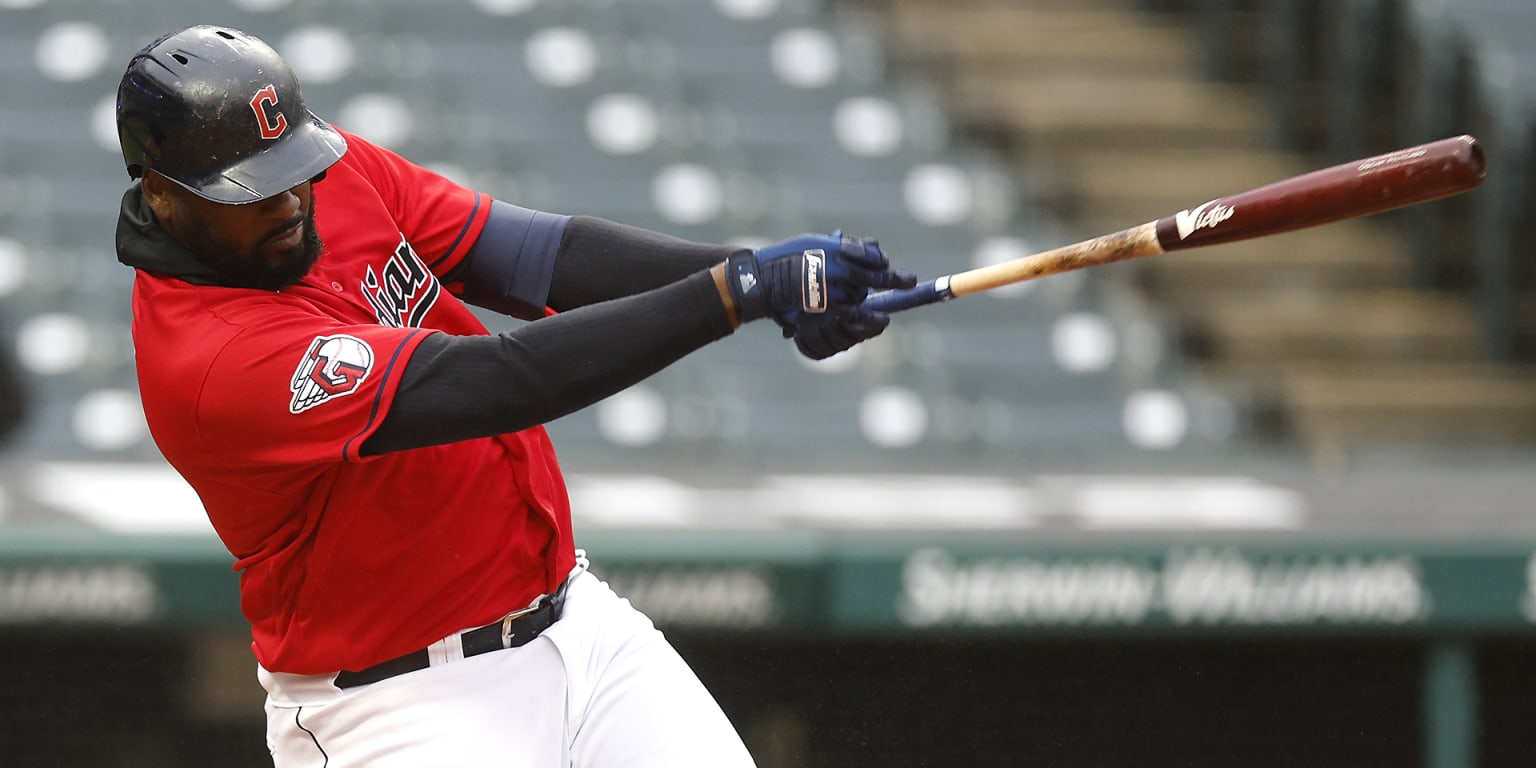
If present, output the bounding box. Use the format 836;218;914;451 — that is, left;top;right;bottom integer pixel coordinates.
1173;200;1236;240
289;334;374;414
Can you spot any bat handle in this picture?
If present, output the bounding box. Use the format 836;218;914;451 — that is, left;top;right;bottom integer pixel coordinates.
861;276;955;314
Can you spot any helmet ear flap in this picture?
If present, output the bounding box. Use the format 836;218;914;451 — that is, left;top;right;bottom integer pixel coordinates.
118;117;160;180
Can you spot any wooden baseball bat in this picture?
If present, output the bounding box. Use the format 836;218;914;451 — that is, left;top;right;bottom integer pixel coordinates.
863;135;1487;314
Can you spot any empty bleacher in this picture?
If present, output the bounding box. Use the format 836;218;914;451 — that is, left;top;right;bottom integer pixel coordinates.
0;0;1242;483
853;0;1536;458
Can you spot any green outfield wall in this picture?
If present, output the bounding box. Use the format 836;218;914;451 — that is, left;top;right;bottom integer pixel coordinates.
5;530;1536;636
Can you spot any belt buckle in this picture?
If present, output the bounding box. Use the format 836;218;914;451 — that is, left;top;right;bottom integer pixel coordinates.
499;599;544;649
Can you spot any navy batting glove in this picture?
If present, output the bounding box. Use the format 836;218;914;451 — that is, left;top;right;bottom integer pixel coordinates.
728;231;917;332
793;304;894;360
833;233;919;301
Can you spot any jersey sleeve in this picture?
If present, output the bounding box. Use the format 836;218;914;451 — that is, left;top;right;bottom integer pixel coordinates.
194;311;434;467
334;129;491;278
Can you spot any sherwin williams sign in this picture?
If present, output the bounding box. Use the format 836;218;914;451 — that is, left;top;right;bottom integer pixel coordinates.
0;563;160;623
826;542;1536;632
892;547;1426;629
4;534;1536;632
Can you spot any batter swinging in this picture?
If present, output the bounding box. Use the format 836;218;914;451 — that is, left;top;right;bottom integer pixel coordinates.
113;26;914;767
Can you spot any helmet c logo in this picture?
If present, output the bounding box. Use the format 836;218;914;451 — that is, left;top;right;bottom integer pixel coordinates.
249;84;288;140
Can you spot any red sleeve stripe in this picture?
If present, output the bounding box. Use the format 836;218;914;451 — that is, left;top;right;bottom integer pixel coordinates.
343;328;428;462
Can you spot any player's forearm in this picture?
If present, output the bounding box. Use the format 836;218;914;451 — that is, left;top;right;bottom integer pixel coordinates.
361;269;735;455
545;216;746;311
452;212;745;319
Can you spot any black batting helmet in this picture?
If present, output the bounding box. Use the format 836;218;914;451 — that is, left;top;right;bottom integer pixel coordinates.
116;25;346;204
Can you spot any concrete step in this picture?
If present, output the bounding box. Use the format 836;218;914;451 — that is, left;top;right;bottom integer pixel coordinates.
1279;363;1536;446
859;0;1535;452
879;2;1197;76
1176;289;1483;365
947;71;1271;152
1130;226;1413;296
1065;148;1319;210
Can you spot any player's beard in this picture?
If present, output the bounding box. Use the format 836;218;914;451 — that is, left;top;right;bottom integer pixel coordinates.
186;201;324;291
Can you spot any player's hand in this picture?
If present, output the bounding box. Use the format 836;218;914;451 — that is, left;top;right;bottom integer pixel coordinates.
726;231;917;330
789;302;894;360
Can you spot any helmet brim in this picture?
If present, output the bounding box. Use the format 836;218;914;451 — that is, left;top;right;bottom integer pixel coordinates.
170;113;347;205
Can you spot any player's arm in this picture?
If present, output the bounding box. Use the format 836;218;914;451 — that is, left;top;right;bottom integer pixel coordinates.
361;233;914;456
360;265;730;456
444;203;742;319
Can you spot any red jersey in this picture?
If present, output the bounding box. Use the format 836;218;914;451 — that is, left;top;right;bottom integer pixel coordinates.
128;130;577;674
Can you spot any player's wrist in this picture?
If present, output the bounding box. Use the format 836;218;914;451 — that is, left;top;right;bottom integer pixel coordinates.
709;262;741;328
723;251;768;323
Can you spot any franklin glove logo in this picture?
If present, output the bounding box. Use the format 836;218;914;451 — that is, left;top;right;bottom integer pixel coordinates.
801;249;826;313
290;334;374;413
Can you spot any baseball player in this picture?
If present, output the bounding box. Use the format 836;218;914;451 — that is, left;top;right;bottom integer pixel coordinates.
114;25;914;768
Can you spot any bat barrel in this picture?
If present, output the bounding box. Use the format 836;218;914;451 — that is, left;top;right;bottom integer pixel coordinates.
857;135;1486;317
1153;135;1487;252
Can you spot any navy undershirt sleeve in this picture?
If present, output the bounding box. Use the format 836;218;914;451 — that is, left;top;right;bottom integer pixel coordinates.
451;210;743;319
449;200;569;320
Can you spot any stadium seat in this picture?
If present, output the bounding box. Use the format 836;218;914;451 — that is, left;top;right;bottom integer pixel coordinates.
0;0;1223;470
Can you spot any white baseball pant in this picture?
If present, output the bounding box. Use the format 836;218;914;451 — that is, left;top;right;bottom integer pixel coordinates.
259;559;756;767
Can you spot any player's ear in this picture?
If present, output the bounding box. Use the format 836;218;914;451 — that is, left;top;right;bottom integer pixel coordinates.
140;170;178;225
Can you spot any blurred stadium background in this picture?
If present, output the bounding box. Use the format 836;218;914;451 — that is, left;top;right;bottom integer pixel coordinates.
1;0;1534;765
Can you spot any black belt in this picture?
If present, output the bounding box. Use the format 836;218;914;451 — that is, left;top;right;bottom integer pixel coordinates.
334;576;572;689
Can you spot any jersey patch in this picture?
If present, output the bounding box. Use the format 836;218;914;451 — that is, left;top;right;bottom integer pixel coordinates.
290;334;375;414
363;236;442;329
